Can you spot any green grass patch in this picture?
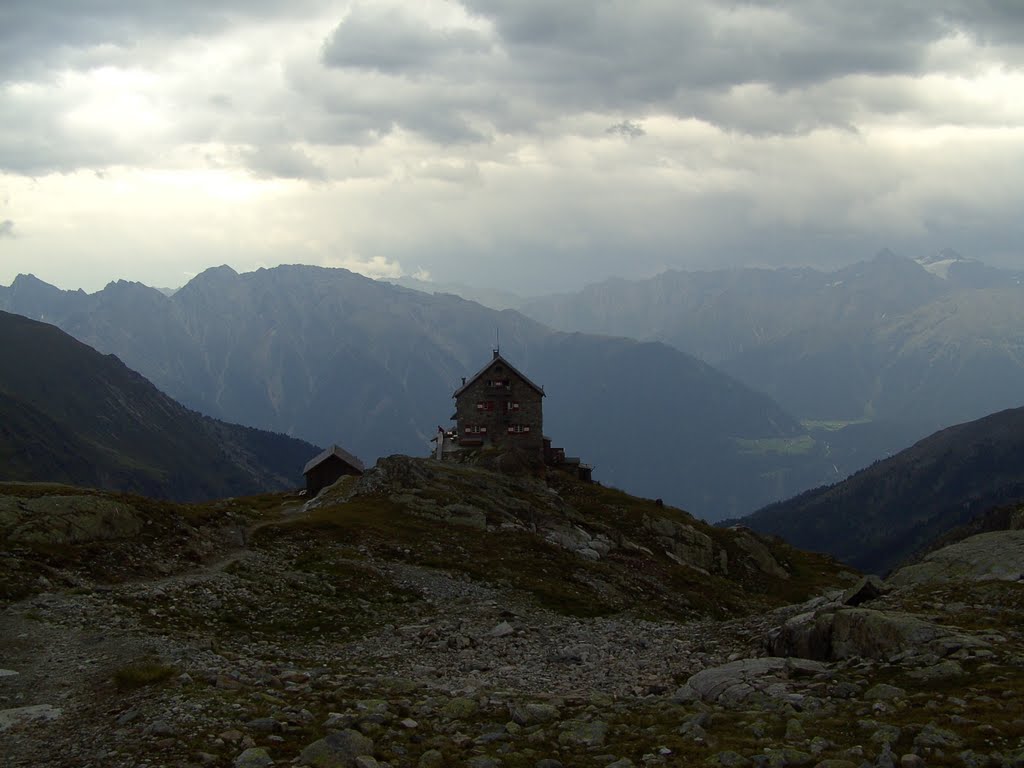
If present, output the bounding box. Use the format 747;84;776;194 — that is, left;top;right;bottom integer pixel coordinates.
733;435;817;455
800;418;871;431
113;660;177;689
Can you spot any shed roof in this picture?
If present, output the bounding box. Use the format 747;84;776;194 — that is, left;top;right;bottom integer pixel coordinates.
453;352;545;398
302;444;365;476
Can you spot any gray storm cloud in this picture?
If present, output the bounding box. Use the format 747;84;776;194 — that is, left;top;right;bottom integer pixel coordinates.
0;0;1021;292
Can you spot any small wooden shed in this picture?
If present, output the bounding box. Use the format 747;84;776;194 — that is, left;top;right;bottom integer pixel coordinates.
302;444;365;497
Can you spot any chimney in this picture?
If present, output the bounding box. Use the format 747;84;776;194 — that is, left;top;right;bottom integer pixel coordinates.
493;349;500;359
461;377;466;385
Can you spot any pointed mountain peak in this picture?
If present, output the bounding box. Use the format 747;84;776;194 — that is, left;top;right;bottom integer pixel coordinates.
174;265;240;297
9;273;86;296
197;264;239;281
873;247;901;262
11;273;55;289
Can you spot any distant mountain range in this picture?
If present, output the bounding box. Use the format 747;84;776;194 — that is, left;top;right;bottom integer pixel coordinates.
735;406;1024;575
0;311;317;501
0;266;845;520
519;250;1024;461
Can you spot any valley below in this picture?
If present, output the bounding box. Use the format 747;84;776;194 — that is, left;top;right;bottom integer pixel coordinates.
2;460;1022;768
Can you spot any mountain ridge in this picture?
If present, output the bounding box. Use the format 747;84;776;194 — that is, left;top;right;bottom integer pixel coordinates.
734;405;1024;575
0;310;319;501
1;266;840;520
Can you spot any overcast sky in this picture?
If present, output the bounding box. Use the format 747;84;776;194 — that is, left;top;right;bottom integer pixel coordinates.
1;1;1022;294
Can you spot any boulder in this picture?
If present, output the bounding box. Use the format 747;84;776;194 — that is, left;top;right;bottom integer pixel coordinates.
557;719;608;748
233;748;274;768
298;730;374;768
769;607;988;661
733;531;789;580
672;657;826;707
0;704;62;732
840;575;890;606
645;515;717;573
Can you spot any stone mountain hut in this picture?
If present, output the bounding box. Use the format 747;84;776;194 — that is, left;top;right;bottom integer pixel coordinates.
450;350;545;455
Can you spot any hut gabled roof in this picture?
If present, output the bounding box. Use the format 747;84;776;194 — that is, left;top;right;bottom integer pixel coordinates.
453;352;545;398
303;444;365;476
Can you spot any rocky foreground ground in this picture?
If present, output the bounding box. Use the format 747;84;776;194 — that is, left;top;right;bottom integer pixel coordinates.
1;459;1022;768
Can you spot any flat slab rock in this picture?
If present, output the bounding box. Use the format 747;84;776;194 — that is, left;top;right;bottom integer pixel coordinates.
889;530;1024;586
0;704;62;732
673;657;827;707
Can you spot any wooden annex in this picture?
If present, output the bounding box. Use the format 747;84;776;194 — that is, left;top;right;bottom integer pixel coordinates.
302;444;364;497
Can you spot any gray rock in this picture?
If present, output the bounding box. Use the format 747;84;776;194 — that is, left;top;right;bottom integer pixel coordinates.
245;717;280;733
233;747;274;768
557;719;608;748
299;729;375;768
733;530;790;579
863;684;905;701
913;722;963;750
888;531;1024;586
509;702;560;726
870;725;901;745
770;607;987;661
489;621;515;638
906;660;965;682
145;720;177;737
707;751;752;766
0;704;62;732
841;576;890;607
674;657;826;707
417;749;444;768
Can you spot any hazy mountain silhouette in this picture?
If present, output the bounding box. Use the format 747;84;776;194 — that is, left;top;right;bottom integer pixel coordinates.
520;250;1024;472
1;266;841;520
735;406;1024;575
0;311;317;501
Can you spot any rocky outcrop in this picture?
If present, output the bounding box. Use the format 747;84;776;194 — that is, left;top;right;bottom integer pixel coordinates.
326;456;811;586
673;657;828;707
888;530;1024;586
3;473;1022;768
768;606;989;662
0;494;143;546
732;530;789;579
644;516;718;573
